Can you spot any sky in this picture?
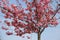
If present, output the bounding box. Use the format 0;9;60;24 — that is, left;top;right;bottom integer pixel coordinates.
0;0;60;40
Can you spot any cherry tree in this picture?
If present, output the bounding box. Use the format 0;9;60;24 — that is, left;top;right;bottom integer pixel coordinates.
0;0;60;40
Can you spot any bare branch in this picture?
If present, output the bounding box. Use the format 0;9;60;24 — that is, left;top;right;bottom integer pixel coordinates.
51;7;60;19
40;27;45;34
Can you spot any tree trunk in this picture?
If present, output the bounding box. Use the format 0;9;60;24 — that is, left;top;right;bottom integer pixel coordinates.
38;28;41;40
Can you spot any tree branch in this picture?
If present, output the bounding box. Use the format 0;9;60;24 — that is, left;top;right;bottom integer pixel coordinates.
40;5;60;34
51;7;60;19
40;27;45;34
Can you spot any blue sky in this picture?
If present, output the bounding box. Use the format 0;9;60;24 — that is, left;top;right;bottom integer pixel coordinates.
0;0;60;40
